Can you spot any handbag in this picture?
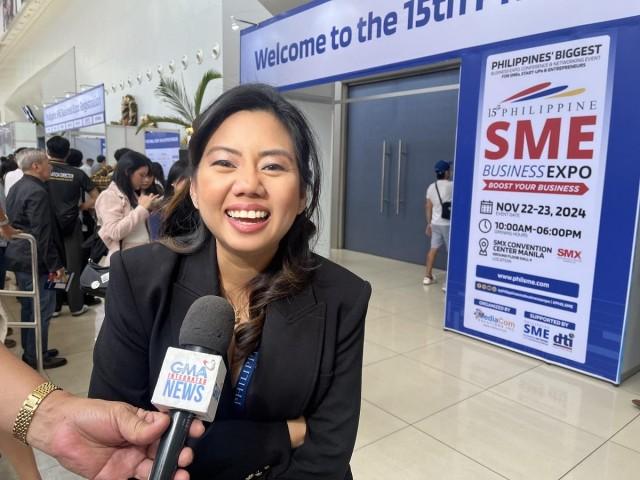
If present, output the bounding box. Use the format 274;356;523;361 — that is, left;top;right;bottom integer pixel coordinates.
435;181;452;220
79;260;110;298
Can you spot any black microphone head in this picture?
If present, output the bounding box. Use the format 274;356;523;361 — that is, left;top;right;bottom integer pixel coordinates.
179;295;235;355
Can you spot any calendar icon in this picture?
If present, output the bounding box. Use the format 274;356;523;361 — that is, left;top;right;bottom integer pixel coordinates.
480;200;493;215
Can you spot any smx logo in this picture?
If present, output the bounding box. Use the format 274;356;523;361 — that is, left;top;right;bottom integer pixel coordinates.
558;249;582;262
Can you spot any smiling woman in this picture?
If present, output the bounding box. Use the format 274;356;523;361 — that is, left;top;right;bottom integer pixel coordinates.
89;84;372;480
192;110;307;263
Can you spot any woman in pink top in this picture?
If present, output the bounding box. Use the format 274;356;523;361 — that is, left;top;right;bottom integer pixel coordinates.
95;151;159;263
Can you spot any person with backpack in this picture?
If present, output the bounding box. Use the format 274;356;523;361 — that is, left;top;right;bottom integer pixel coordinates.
424;160;452;286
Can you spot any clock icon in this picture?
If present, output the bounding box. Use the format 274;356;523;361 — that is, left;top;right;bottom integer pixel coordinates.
479;219;492;233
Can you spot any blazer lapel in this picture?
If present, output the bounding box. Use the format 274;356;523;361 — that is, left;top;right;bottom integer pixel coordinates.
163;237;219;349
249;284;327;419
166;237;245;418
167;237;327;419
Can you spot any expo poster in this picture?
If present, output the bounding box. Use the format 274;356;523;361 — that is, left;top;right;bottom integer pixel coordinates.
144;131;180;178
464;36;612;364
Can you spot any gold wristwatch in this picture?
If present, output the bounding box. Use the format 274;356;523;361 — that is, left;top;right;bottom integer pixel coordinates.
12;382;62;445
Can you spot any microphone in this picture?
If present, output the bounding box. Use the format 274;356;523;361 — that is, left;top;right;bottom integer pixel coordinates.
149;295;235;480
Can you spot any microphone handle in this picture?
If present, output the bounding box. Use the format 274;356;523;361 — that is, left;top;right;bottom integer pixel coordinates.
149;409;195;480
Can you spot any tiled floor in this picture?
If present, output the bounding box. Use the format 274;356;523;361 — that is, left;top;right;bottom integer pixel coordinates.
1;249;640;479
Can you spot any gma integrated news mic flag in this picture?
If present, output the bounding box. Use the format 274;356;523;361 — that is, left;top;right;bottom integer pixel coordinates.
151;347;226;422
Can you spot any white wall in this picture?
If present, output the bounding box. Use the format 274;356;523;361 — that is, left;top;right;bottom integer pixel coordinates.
288;97;334;258
0;0;225;130
0;0;339;256
222;0;271;91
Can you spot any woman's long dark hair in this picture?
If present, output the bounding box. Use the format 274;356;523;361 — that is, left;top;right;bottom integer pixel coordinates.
113;151;152;208
162;83;321;367
150;162;167;189
165;159;190;197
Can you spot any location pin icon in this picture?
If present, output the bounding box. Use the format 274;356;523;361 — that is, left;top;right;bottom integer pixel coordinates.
479;238;489;256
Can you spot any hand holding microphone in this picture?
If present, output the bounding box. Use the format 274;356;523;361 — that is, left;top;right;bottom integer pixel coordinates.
149;296;235;480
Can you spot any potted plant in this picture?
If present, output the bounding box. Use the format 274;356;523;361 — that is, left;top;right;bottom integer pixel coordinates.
136;69;222;144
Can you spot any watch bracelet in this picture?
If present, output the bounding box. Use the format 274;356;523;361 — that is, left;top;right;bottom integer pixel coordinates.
12;382;62;445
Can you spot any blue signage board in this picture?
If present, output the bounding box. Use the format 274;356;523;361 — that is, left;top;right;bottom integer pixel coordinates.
446;22;640;384
44;84;106;134
144;131;181;178
241;0;639;91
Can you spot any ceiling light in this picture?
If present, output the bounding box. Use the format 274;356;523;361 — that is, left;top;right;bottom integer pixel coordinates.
230;15;257;31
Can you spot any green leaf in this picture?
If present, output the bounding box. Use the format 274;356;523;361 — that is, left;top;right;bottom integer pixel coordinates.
194;69;222;117
154;75;195;124
135;115;191;134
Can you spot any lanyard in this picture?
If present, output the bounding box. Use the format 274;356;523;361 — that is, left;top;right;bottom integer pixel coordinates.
233;351;259;413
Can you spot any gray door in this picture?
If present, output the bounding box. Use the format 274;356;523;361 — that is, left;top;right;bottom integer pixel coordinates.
344;70;459;267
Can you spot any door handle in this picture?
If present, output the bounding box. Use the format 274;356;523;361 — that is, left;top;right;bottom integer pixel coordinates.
380;141;388;213
396;139;404;215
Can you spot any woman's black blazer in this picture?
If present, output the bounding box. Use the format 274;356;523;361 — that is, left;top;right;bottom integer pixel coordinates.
88;237;371;479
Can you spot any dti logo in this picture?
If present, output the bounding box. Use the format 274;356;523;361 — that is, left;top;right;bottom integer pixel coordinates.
502;82;586;104
553;333;574;351
557;248;582;262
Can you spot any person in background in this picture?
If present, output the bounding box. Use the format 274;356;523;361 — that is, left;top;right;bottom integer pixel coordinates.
0;343;203;480
4;149;25;196
165;159;190;198
141;163;164;197
79;157;94;178
51;148;100;314
5;149;67;370
94;151;159;263
90;155;102;175
142;162;166;240
0;156;18;290
0;157;18;348
47;139;99;316
423;160;452;287
113;147;132;162
159;159;195;239
64;148;82;167
90;84;371;479
150;162;167;192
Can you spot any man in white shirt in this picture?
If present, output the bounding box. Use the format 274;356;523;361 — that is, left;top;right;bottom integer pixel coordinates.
80;158;94;178
4;167;23;196
424;160;452;286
